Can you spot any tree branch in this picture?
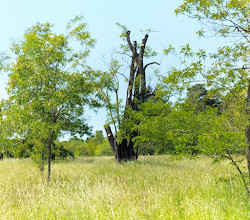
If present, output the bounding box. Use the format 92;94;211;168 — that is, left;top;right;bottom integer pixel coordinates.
225;151;249;194
126;41;137;108
143;62;160;71
126;31;133;52
134;34;149;99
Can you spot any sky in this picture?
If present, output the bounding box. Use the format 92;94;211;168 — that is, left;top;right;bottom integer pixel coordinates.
0;0;227;138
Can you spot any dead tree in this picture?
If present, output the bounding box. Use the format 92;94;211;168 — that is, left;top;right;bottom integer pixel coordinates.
105;31;159;162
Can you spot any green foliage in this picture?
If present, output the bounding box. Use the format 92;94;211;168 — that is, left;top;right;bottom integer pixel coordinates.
165;103;247;155
0;52;7;70
94;140;113;156
101;58;123;131
84;131;113;156
1;17;106;170
163;42;249;99
60;131;112;157
185;84;221;113
163;44;175;55
109;0;249;182
116;86;173;154
157;0;250;190
60;138;88;157
160;41;248;180
176;0;249;41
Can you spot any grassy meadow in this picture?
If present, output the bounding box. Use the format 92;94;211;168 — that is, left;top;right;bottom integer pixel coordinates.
0;156;249;219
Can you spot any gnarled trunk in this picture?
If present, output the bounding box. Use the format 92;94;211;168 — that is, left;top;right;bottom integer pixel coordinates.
105;125;135;161
105;31;159;162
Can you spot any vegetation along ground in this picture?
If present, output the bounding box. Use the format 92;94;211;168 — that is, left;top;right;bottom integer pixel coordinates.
0;156;249;220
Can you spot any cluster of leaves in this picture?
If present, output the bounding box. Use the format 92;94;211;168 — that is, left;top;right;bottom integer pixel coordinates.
176;0;250;41
125;81;247;156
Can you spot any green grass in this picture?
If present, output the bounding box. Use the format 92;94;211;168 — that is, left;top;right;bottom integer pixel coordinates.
0;156;249;219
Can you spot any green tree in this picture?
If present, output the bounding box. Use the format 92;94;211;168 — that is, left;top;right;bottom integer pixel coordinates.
2;17;103;181
85;130;107;156
185;84;221;112
176;0;249;41
162;0;249;192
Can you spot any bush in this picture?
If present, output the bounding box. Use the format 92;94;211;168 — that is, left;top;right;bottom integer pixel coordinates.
95;140;113;156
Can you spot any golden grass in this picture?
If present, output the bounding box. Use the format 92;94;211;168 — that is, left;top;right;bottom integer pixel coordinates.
0;156;249;219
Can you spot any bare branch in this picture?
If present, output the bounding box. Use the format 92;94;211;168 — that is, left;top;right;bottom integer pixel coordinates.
225;151;249;194
143;62;160;71
116;71;128;80
116;51;132;58
135;34;149;99
125;41;137;108
234;66;250;70
126;30;133;52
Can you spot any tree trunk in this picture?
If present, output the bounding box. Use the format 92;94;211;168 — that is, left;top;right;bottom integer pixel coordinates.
47;146;51;182
47;132;54;182
105;125;135;161
246;125;250;183
105;126;118;160
47;143;51;182
246;78;250;182
105;31;158;162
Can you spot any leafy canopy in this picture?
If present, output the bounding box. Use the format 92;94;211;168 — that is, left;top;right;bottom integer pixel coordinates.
1;16;105;164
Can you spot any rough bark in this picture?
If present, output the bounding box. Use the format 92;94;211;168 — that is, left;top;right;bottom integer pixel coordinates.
138;34;148;102
126;31;134;52
105;126;118;160
125;41;137;108
134;34;148;101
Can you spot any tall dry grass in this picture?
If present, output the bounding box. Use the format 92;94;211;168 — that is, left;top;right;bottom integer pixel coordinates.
0;156;248;219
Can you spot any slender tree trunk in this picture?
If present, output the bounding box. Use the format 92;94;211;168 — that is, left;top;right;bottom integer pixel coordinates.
246;78;250;183
246;125;250;183
226;152;249;194
47;131;54;182
47;142;51;182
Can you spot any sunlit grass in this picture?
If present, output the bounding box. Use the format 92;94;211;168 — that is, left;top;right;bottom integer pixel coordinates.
0;156;249;219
